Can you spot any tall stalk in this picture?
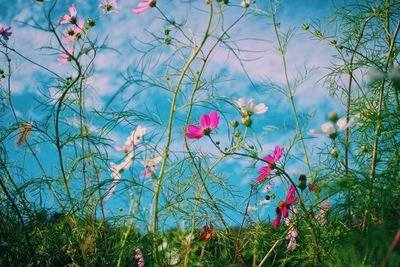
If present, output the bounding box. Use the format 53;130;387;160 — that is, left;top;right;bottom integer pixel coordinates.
152;2;214;259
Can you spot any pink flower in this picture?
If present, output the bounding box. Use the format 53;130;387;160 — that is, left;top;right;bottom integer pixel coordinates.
256;145;284;184
264;145;284;165
271;184;297;228
115;125;147;154
58;47;74;64
99;0;119;14
62;19;84;43
256;166;271;184
0;24;12;41
141;156;162;178
58;4;77;25
132;0;156;14
185;110;220;139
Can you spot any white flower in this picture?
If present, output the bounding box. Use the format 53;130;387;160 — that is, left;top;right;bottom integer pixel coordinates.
248;205;257;211
258;199;270;205
104;152;134;201
166;248;180;266
262;184;272;193
235;98;268;116
158;241;168;251
310;116;355;138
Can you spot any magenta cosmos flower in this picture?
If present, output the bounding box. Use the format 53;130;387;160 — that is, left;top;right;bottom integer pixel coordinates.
256;145;284;183
271;184;298;228
58;4;77;25
62;19;84;43
58;47;74;64
132;0;156;14
0;24;12;41
185;110;220;139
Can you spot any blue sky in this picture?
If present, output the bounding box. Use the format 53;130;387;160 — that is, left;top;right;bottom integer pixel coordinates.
1;0;356;230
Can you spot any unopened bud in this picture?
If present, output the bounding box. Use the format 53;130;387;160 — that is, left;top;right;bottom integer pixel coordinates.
230;120;239;128
331;148;339;158
360;145;367;153
303;24;310;31
328;112;338;122
234;130;241;138
298;174;307;191
240;0;249;8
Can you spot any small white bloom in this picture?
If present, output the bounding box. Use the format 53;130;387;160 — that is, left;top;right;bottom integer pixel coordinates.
143;155;162;168
166;248;180;266
248;205;257;211
235;98;268;116
262;184;272;193
258;199;270;205
158;241;168;251
310;116;356;138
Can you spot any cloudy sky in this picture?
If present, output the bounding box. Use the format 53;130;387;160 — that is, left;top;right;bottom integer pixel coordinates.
1;0;356;228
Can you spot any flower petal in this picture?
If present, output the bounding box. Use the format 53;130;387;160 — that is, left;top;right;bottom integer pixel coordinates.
209;110;220;130
253;103;268;114
271;213;282;228
200;113;211;129
185;125;204;139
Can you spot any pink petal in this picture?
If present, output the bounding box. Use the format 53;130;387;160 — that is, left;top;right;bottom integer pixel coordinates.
271;213;282;228
285;184;297;204
200;113;211;129
132;7;147;13
68;4;77;17
281;206;289;218
258;166;271;176
209;110;220;130
256;174;267;184
185;125;204;139
274;146;284;161
264;155;275;164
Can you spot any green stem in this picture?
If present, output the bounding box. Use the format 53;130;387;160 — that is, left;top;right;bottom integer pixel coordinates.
152;2;214;260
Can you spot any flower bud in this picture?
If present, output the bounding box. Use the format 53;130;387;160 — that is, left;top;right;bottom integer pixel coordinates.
240;0;249;8
329;40;337;46
86;19;95;28
164;38;171;45
163;28;170;35
149;0;157;7
298;174;307;191
360;145;367;153
234;130;241;138
328;112;338;122
241;115;252;127
303;24;310;30
230;120;239;128
330;148;339;158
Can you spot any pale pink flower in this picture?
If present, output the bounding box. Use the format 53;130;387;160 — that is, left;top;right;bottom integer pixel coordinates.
134;247;145;267
132;0;156;14
58;47;74;64
62;19;84;43
141;156;162;178
104;152;134;200
0;24;12;41
256;145;284;184
99;0;119;14
272;185;297;228
185;110;220;139
285;218;298;250
58;4;77;25
116;125;147;153
315;199;330;226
